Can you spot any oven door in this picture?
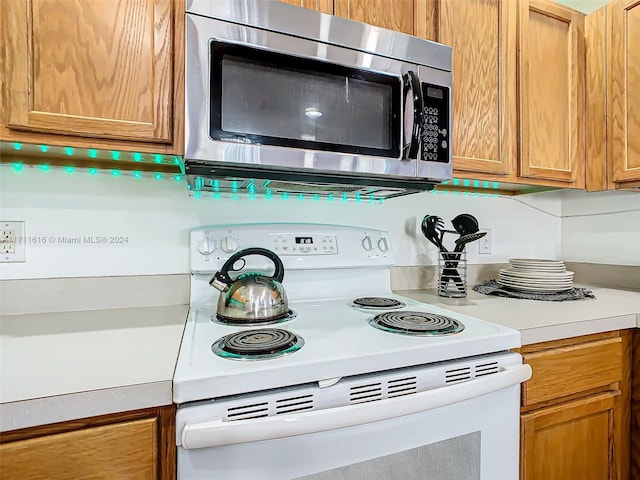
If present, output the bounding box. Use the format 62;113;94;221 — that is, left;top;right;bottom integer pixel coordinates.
185;13;436;180
176;360;531;480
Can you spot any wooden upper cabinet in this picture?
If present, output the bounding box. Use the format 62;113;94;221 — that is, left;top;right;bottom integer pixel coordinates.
2;0;174;145
518;0;585;188
428;0;517;177
279;0;333;14
608;0;640;186
585;6;608;191
334;0;428;38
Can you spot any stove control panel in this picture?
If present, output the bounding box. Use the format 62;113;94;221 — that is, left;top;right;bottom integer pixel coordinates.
270;233;337;255
190;224;394;273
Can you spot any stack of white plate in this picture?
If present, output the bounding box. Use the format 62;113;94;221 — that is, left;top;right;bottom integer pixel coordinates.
498;259;574;293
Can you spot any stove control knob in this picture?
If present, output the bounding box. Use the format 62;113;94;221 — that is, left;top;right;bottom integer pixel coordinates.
361;235;373;251
221;236;239;253
197;237;216;256
378;237;389;252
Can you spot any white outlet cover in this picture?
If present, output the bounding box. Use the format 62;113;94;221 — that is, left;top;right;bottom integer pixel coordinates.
0;221;26;263
478;229;492;255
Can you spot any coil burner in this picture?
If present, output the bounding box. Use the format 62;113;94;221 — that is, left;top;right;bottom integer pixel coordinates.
213;310;297;327
368;311;464;336
350;297;406;310
212;328;304;361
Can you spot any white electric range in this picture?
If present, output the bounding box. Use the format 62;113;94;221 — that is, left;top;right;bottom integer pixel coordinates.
173;223;531;480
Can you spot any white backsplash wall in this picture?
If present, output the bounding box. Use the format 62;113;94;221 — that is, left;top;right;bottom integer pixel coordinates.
0;165;563;279
561;190;640;266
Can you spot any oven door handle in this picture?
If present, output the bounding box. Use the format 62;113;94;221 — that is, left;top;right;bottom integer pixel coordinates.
180;363;531;449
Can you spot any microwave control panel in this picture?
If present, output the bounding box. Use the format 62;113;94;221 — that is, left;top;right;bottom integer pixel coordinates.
420;83;450;164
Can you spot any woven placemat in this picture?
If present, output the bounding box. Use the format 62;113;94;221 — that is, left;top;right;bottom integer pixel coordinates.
473;279;596;302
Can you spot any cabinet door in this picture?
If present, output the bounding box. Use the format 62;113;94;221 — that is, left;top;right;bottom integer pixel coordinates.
3;0;173;143
0;418;158;479
430;0;517;176
280;0;333;14
608;0;640;185
334;0;429;38
518;0;585;187
521;392;618;480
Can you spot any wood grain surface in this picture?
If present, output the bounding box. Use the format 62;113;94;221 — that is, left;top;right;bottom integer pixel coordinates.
616;330;632;480
437;0;517;176
632;330;640;480
519;331;631;480
0;418;157;479
521;335;622;407
334;0;420;36
0;405;176;480
3;0;173;143
585;6;608;192
608;0;640;185
519;0;585;187
521;392;618;480
280;0;334;14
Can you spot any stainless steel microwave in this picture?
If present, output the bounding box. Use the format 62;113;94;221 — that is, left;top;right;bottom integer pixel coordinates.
184;0;453;199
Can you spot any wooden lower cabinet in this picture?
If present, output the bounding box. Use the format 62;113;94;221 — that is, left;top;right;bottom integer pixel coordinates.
0;405;175;480
632;330;640;480
521;391;617;480
519;331;631;480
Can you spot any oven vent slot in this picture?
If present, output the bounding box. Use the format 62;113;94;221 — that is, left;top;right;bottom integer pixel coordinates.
445;366;472;383
350;382;383;404
275;394;314;415
387;376;417;398
226;401;269;421
475;362;499;377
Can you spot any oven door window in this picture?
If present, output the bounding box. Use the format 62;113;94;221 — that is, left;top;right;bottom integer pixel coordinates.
210;41;401;158
295;432;480;480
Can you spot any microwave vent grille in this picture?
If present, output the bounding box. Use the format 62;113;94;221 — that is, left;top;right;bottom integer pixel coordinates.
266;181;361;193
187;174;420;199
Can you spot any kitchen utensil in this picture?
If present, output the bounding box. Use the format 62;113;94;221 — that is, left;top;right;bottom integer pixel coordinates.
443;215;485;288
451;213;481;236
421;215;466;293
421;215;447;251
454;231;487;249
210;247;289;323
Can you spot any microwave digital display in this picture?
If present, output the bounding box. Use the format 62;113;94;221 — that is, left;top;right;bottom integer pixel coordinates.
295;237;313;245
426;87;444;99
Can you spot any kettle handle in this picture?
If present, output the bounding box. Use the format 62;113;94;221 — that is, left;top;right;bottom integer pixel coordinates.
210;247;285;290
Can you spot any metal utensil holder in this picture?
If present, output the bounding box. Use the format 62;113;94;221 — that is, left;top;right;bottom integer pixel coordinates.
437;251;468;298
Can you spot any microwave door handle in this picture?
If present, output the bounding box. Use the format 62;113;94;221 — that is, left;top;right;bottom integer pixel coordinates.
402;70;424;160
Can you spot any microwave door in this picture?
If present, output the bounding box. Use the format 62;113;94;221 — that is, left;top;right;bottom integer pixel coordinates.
402;70;424;160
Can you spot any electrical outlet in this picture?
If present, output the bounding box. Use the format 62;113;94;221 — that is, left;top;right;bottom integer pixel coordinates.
1;243;15;254
0;221;26;263
478;229;492;254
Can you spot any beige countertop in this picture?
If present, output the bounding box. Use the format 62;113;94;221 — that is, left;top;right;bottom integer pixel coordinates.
0;304;188;432
395;285;640;345
2;284;639;433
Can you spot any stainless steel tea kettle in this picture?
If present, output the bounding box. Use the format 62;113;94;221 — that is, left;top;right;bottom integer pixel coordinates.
209;247;289;323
